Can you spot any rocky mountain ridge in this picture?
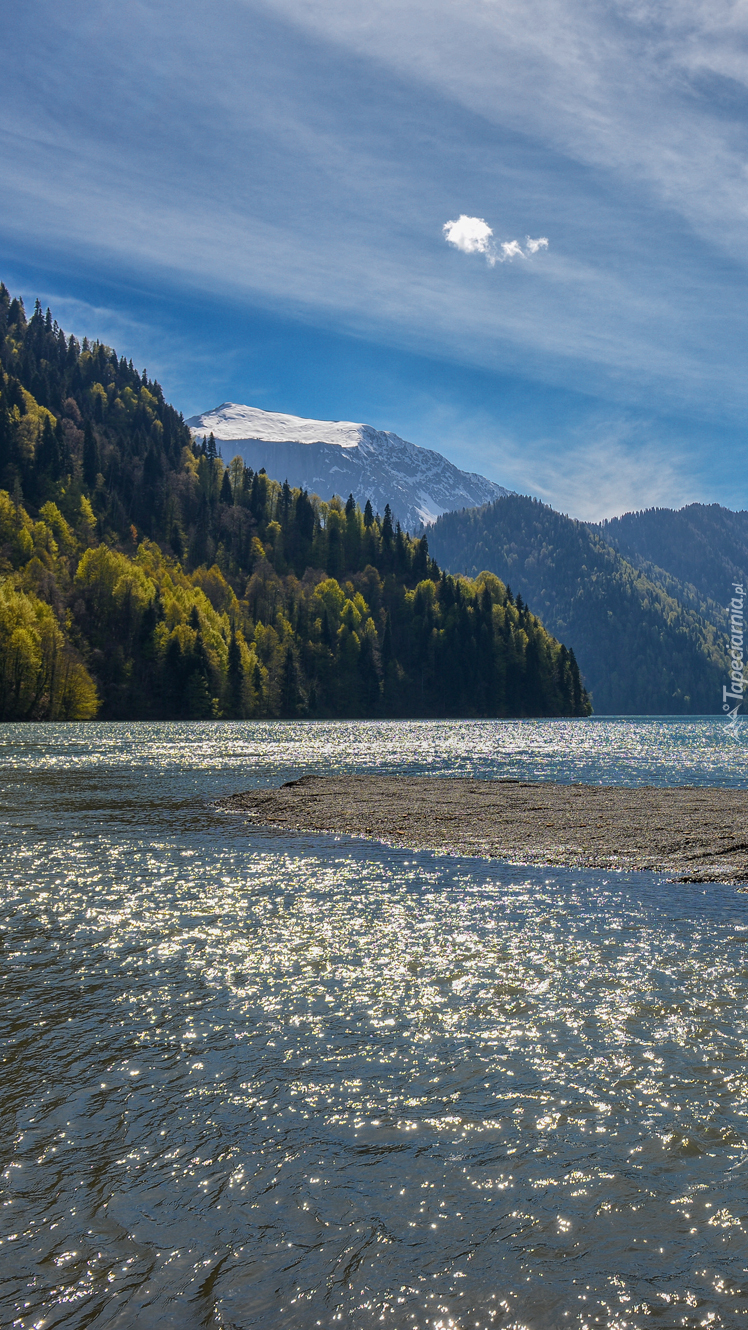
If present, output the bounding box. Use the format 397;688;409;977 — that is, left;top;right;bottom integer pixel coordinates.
187;402;510;532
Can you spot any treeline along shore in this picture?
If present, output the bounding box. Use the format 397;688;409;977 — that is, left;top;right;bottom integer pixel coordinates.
0;283;589;720
227;775;748;885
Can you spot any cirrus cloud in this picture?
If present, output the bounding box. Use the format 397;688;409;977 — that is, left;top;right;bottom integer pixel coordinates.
443;216;549;266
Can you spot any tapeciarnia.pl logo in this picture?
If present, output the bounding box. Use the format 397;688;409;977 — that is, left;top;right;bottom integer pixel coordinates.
723;582;745;739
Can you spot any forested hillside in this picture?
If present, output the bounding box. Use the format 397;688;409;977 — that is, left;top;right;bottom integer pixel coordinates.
597;504;748;632
427;495;726;714
0;285;589;721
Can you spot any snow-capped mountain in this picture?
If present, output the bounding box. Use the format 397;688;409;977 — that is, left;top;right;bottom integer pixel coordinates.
186;403;509;531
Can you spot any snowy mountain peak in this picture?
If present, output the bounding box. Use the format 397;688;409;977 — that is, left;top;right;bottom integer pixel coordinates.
190;402;364;449
186;403;510;531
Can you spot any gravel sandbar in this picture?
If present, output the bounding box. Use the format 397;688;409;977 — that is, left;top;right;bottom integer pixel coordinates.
225;775;748;884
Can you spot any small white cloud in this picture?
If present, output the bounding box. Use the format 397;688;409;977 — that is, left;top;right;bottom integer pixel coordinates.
443;214;494;256
443;217;548;266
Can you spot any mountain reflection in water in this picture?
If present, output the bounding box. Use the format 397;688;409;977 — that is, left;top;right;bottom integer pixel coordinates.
2;719;748;1329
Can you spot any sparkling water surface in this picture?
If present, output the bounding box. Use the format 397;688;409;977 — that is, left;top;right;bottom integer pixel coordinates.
2;718;748;1329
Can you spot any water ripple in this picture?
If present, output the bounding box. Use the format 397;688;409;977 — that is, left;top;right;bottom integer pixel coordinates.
2;721;748;1328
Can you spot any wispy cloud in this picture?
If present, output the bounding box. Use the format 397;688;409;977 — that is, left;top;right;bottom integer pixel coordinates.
271;0;748;259
519;431;695;523
443;216;548;266
5;0;748;498
462;420;697;522
27;293;149;352
401;392;702;521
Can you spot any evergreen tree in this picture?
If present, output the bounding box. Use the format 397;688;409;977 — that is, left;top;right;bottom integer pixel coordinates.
280;646;301;716
82;419;99;490
227;625;244;716
220;468;233;505
37;415;61;482
382;503;394;545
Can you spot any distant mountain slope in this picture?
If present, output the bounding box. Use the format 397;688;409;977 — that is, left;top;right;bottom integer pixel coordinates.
596;504;748;632
427;494;726;714
186;402;510;533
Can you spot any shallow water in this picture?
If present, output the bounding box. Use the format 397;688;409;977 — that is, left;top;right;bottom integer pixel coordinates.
2;719;748;1329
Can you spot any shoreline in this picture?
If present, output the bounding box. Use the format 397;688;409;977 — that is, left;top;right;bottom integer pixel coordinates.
225;774;748;885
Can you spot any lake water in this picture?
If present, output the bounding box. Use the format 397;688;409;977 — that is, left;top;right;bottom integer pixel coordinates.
2;718;748;1329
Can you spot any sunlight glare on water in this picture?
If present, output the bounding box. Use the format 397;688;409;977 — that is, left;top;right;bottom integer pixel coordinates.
1;719;748;1329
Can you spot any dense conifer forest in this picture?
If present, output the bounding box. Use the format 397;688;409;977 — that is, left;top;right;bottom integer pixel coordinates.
597;504;748;632
0;285;590;721
428;495;727;714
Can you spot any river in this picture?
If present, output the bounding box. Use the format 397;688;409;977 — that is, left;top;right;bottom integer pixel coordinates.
2;718;748;1328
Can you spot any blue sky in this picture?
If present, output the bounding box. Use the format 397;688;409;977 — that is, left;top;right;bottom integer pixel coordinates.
3;0;748;519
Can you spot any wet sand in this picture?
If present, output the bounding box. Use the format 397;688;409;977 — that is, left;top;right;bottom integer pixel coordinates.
226;774;748;884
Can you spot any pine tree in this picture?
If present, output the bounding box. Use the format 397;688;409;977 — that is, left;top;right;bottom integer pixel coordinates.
82;420;100;490
381;611;393;670
37;415;61;483
281;479;292;522
227;625;244;716
281;646;300;715
327;524;343;579
253;662;264;714
8;297;25;329
569;649;584;713
220;468;233;505
382;503;394;546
